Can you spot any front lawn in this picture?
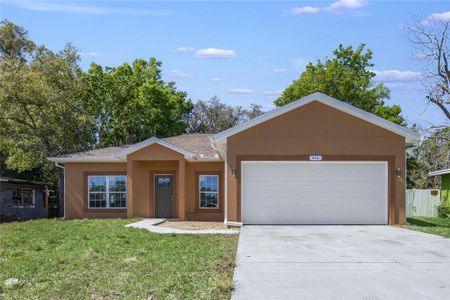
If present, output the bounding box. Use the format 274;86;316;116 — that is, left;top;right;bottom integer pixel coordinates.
0;219;238;299
405;217;450;238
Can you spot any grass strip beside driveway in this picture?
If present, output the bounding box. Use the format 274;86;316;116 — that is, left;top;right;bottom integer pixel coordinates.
0;219;238;299
405;217;450;238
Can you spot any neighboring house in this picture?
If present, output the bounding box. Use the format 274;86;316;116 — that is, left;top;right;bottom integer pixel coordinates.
48;92;421;225
0;177;50;221
429;168;450;205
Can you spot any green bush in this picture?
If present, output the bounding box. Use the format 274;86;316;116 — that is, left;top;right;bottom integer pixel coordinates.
437;204;450;218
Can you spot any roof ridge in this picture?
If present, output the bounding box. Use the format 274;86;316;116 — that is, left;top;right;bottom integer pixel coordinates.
163;133;213;138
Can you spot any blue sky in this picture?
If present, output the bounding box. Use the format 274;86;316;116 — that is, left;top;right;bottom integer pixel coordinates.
1;0;449;128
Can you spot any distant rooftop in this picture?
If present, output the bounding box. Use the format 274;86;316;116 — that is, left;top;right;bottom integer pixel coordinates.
0;177;52;186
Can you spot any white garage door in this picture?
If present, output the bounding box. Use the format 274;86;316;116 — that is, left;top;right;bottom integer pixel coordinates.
241;161;388;225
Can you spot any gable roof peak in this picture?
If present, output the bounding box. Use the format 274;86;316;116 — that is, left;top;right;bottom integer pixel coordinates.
212;92;421;144
114;136;193;160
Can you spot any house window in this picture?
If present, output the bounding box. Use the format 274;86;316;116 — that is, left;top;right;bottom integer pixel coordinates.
88;175;127;208
12;188;35;207
199;175;219;209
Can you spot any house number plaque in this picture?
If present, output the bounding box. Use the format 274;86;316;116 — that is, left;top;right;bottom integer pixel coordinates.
309;155;323;161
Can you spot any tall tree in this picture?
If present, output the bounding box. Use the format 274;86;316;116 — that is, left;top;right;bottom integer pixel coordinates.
275;44;405;125
81;59;193;147
407;126;450;189
0;20;35;61
187;96;264;134
406;19;450;120
0;20;93;180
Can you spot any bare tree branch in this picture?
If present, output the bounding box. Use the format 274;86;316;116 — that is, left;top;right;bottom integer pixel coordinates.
406;20;450;121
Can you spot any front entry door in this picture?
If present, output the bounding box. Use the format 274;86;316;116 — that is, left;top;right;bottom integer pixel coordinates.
155;175;173;218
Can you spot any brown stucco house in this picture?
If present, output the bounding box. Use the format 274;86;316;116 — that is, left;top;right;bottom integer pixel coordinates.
48;92;421;226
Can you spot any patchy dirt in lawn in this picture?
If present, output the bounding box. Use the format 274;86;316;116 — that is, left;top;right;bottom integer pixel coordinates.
158;220;238;231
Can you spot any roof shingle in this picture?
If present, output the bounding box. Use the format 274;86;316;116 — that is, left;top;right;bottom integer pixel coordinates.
162;134;216;157
57;134;216;159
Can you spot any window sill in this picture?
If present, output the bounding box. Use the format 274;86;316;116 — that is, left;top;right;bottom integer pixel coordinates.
87;207;127;210
196;207;222;213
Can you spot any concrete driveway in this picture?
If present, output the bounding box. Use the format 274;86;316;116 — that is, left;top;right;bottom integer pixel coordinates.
232;226;450;300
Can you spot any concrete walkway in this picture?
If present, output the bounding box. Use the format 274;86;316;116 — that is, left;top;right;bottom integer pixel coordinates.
232;226;450;300
126;219;239;235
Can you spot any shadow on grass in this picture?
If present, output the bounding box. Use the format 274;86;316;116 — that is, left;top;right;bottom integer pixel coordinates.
407;217;450;228
407;218;438;227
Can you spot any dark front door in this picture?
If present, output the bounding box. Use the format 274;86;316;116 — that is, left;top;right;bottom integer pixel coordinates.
155;175;173;218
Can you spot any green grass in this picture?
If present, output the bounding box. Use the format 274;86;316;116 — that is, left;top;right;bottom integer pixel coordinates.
0;219;238;299
405;217;450;238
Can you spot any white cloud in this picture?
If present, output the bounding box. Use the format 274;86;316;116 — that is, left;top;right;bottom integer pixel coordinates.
383;82;425;91
211;77;224;82
264;90;283;96
373;70;423;81
289;6;320;15
289;0;366;16
175;46;195;52
273;68;287;73
422;11;450;25
80;51;99;57
229;88;253;94
5;0;173;15
169;70;193;78
325;0;366;13
196;48;236;59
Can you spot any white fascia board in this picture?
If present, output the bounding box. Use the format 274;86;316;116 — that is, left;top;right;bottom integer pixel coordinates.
114;137;194;159
212;92;422;144
47;153;222;164
47;157;124;163
429;168;450;176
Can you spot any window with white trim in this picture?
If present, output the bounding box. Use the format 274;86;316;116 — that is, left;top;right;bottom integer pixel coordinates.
88;175;127;208
12;188;35;207
199;175;219;209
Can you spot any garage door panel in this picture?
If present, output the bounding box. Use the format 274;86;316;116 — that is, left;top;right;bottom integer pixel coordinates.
246;207;381;225
241;161;388;225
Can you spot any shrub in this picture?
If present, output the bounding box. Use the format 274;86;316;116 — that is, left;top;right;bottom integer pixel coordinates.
437;204;450;218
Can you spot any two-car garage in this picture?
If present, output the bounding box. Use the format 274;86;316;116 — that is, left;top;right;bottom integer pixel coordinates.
212;92;422;226
241;161;389;225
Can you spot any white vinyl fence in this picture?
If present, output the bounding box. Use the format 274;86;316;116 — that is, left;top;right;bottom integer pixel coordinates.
406;189;441;217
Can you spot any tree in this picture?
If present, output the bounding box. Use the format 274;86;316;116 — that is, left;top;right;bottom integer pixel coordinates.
407;126;450;189
406;19;450;120
0;20;35;61
81;59;193;147
187;96;264;134
0;20;93;180
275;44;405;125
404;19;450;189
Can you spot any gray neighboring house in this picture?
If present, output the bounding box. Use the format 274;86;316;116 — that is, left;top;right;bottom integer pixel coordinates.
0;177;50;222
